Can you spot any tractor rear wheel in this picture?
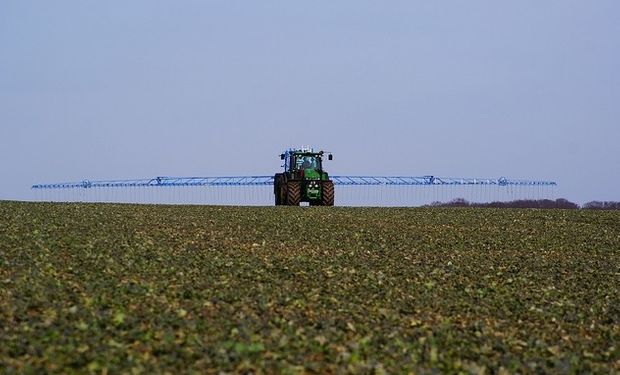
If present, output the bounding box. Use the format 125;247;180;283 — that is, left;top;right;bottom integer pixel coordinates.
321;181;334;206
286;181;301;206
274;174;285;205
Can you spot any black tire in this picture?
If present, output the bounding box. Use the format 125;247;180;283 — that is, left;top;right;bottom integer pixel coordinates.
274;174;285;206
321;180;334;206
274;181;281;205
286;181;301;206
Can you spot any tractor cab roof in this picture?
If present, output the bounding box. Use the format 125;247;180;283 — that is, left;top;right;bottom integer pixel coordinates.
285;147;322;155
280;147;332;163
290;151;323;156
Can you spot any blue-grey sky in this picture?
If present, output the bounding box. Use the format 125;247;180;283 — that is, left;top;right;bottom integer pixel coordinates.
1;1;618;203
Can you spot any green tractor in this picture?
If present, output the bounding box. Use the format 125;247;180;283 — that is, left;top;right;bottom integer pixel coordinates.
274;147;334;206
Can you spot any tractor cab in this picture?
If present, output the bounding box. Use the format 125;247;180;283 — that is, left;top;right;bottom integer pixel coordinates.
280;147;331;173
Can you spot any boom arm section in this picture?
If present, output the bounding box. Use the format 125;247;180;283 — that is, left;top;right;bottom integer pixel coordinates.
32;176;557;189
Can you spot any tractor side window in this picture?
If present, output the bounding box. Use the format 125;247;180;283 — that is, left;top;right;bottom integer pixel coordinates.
288;156;295;171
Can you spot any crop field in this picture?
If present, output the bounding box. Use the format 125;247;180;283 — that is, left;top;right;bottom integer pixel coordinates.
1;201;618;373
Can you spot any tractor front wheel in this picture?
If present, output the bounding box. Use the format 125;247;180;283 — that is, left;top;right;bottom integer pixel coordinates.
286;181;301;206
321;181;334;206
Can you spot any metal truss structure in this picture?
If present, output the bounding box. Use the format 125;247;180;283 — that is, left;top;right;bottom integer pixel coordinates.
32;175;556;190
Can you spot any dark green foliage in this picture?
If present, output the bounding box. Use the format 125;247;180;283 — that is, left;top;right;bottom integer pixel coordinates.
427;198;581;209
1;202;618;373
583;201;620;210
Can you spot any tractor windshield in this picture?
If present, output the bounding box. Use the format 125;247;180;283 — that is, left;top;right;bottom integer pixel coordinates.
296;155;321;170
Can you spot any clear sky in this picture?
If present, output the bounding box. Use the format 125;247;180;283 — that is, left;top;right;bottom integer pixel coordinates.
1;1;618;203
